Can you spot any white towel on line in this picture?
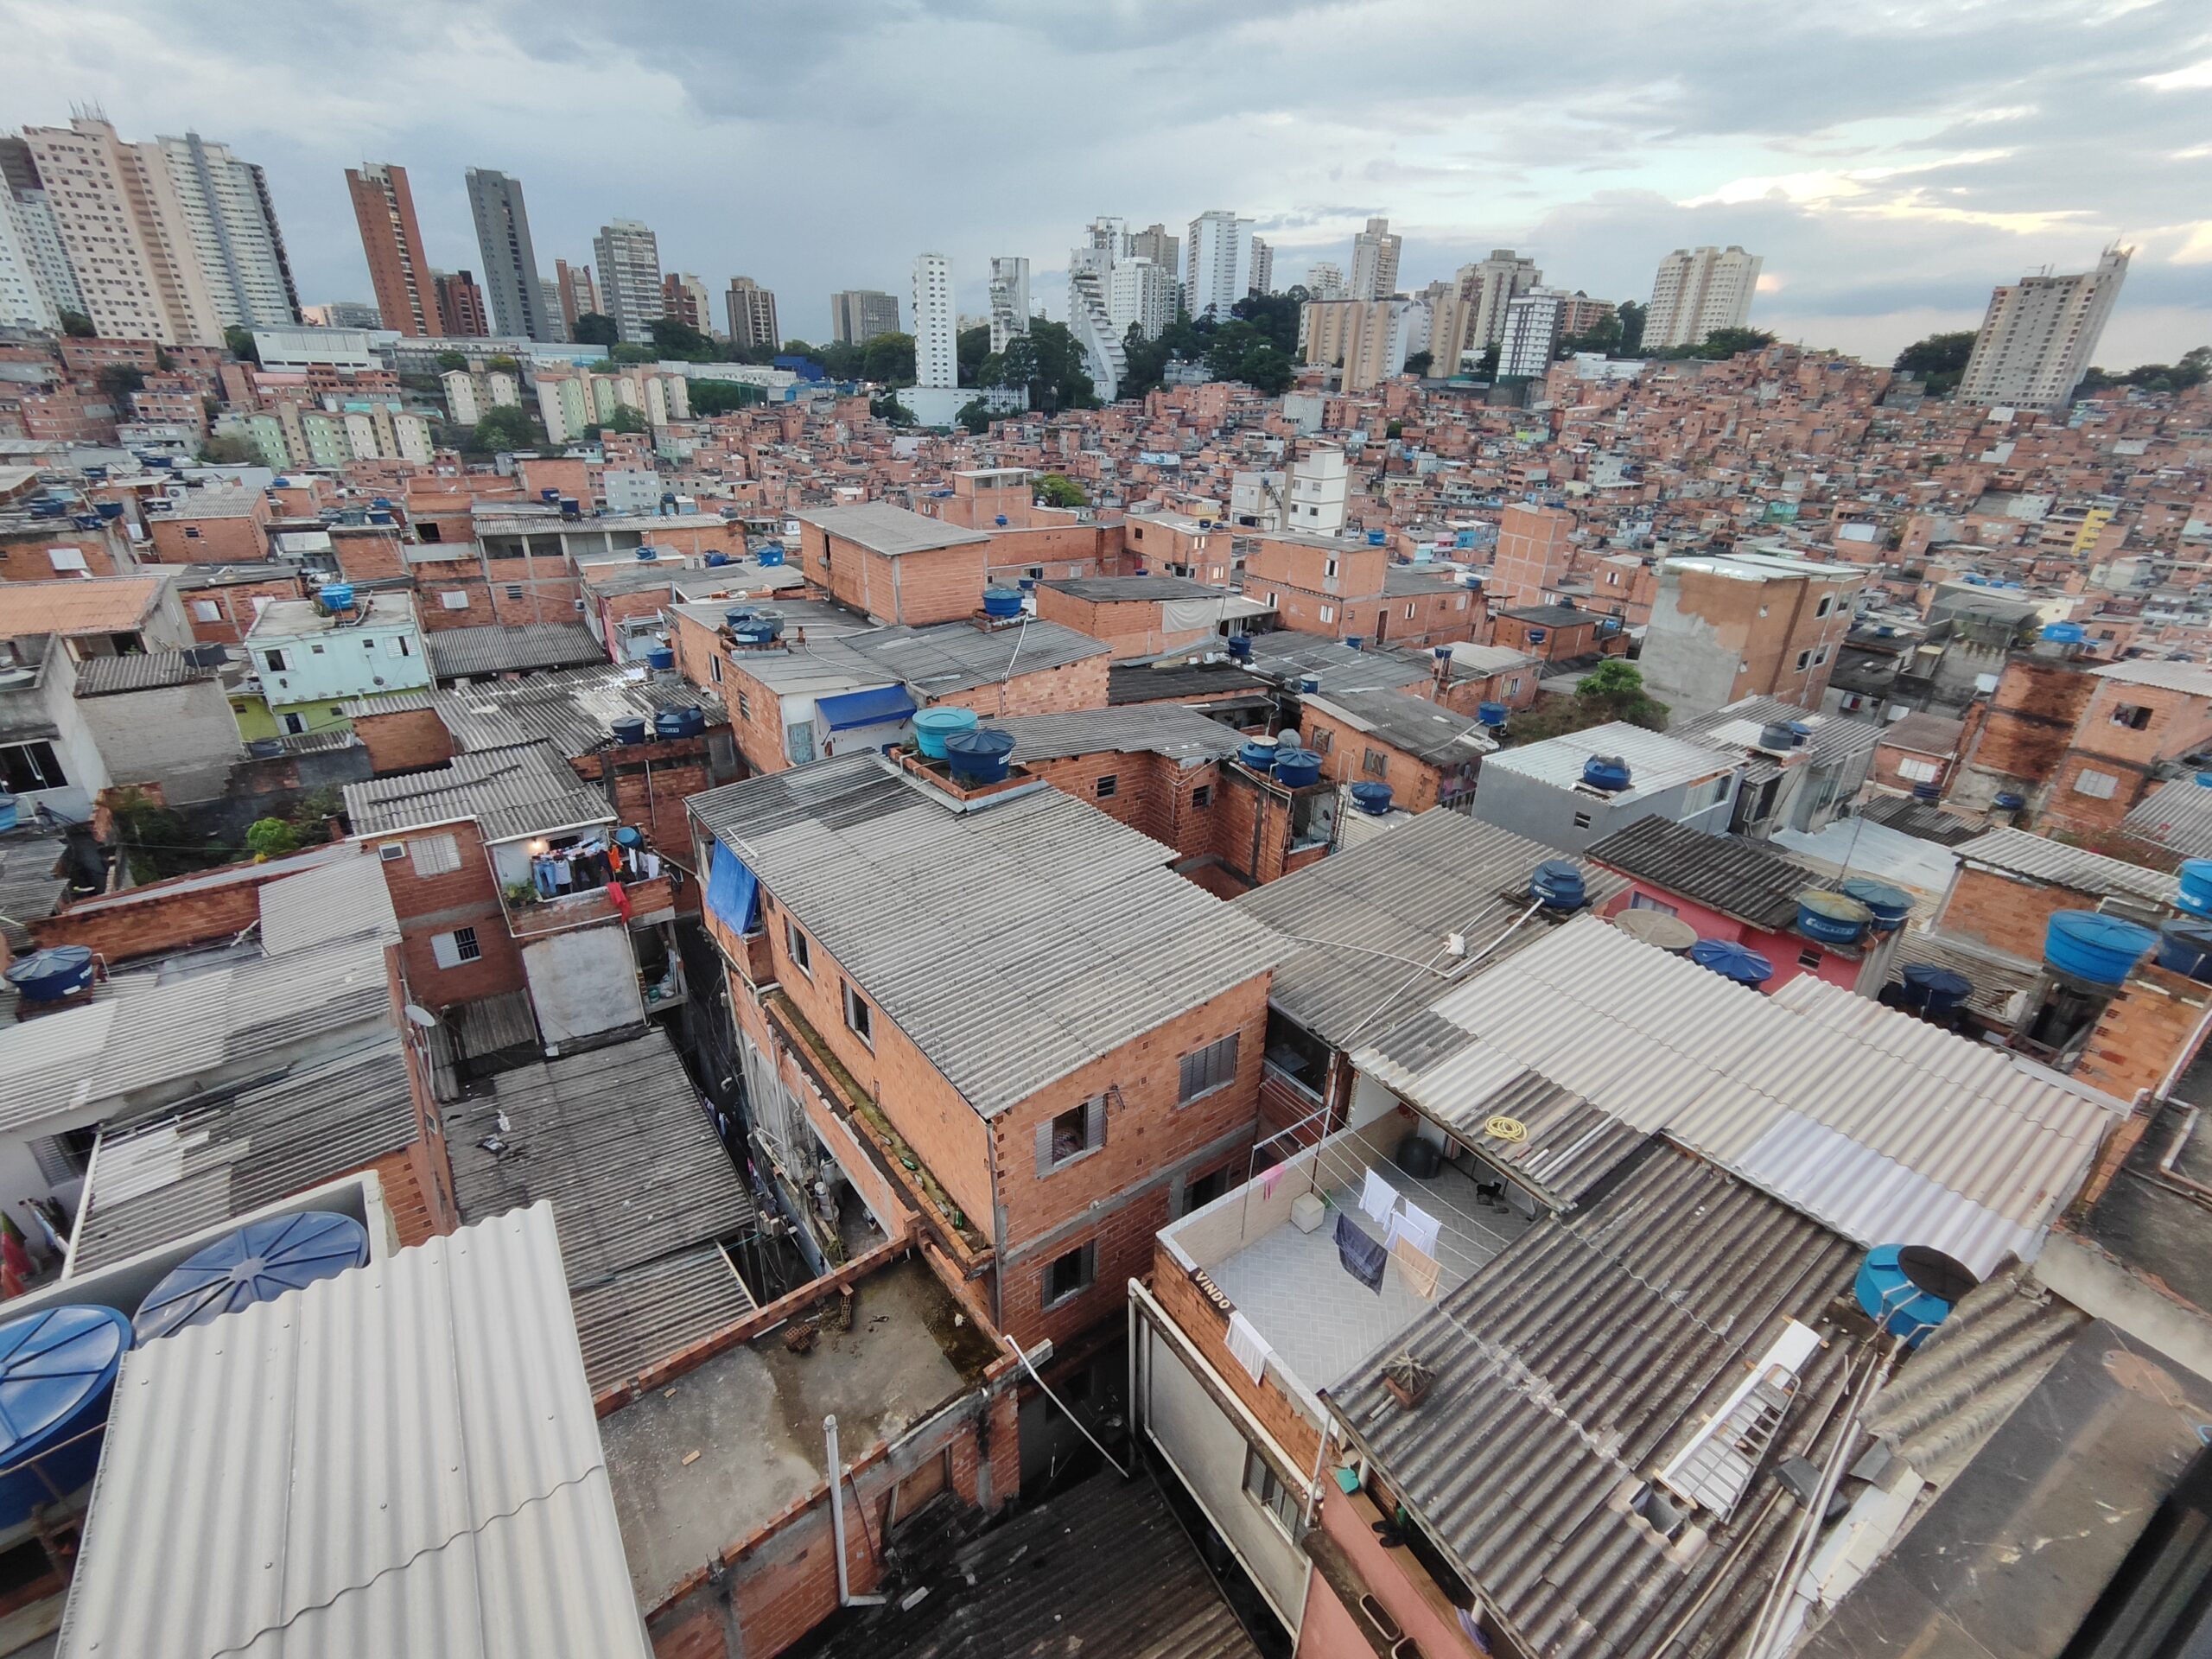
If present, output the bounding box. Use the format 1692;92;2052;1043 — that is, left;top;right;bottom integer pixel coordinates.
1359;1167;1400;1230
1386;1200;1441;1260
1225;1310;1272;1384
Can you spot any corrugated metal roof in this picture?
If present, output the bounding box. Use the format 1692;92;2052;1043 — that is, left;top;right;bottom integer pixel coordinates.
1890;929;2044;1024
793;501;991;555
1043;575;1224;601
339;687;435;716
695;754;1290;1118
342;741;614;842
256;848;399;955
991;704;1245;763
1352;914;2124;1274
1306;687;1497;766
0;827;73;949
1671;696;1881;771
1237;810;1626;1052
447;1031;757;1391
2122;776;2212;859
2089;658;2212;695
1953;823;2179;905
1244;632;1429;693
0;575;164;639
58;1203;654;1659
842;617;1110;698
70;649;218;697
1484;721;1738;798
1856;793;1985;847
434;663;722;760
1878;710;1966;756
1330;1147;1860;1659
1586;816;1823;930
427;622;607;681
1108;658;1273;706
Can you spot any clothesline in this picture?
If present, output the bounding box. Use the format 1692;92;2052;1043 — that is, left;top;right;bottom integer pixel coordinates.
1297;1139;1527;1277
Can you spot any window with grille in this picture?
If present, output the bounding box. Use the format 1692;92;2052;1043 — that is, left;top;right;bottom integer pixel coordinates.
1897;756;1941;784
1095;774;1117;798
431;926;481;968
0;741;67;792
1178;1033;1239;1104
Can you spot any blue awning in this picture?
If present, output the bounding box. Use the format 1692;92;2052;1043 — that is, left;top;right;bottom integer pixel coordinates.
706;841;758;935
817;684;917;733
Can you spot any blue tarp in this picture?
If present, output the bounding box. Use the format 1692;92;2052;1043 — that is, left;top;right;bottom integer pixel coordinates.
706;841;759;935
817;684;917;733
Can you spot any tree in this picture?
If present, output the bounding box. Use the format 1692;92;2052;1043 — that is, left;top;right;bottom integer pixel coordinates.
870;392;913;426
1573;659;1669;730
953;397;996;435
472;404;540;452
603;404;648;435
1615;300;1647;356
688;378;764;416
1386;419;1405;439
957;323;991;388
1559;312;1624;359
58;310;94;338
646;316;718;361
2080;346;2210;395
981;320;1095;410
607;341;658;365
571;312;620;346
95;363;145;401
1230;291;1303;355
1475;343;1501;378
435;349;468;372
486;353;520;374
223;325;259;365
860;331;917;386
1403;350;1433;378
200;434;260;464
1034;473;1089;509
245;817;301;860
1647;327;1776;363
1893;330;1976;395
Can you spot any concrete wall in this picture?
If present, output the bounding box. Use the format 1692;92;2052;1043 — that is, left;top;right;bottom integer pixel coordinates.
75;678;241;803
522;921;646;1046
1470;766;1737;855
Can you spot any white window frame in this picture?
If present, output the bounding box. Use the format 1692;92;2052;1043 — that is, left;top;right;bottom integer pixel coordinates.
1038;1096;1107;1174
1896;756;1941;785
430;926;481;968
842;979;874;1047
1243;1445;1300;1539
786;919;813;976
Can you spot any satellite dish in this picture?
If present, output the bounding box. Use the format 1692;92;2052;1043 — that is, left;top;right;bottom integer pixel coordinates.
403;1004;439;1028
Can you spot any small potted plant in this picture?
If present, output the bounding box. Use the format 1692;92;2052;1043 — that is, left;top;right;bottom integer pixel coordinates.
503;880;541;909
1381;1351;1435;1410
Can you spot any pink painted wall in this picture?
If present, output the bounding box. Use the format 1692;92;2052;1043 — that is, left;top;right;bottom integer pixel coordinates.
1597;881;1863;995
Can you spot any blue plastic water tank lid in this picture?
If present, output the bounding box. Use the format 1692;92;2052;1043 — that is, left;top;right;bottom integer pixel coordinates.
133;1212;370;1342
944;728;1016;758
1688;939;1774;984
1902;963;1973;998
0;1305;130;1459
2050;910;2158;954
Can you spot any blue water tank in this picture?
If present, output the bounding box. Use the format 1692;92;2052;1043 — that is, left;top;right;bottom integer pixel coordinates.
321;582;355;613
1529;860;1586;910
944;727;1016;785
1689;938;1773;987
611;715;648;747
0;792;15;833
1912;781;1941;801
1273;747;1323;788
1993;791;2027;811
1344;636;1364;652
1298;674;1321;695
2041;621;2087;645
1854;1244;1977;1348
1238;740;1279;773
635;546;659;562
1796;890;1872;945
613;826;645;849
756;542;786;567
1900;963;1974;1014
654;706;704;740
996;515;1009;527
704;551;730;567
914;706;980;760
560;497;582;518
1367;530;1386;546
982;587;1023;619
133;1212;370;1343
4;946;95;1005
371;497;391;510
1018;576;1037;591
0;1305;131;1529
2157;919;2212;982
96;501;124;521
367;511;394;525
1226;635;1253;662
1581;754;1632;792
2178;859;2212;919
1351;783;1394;816
1433;645;1452;661
2045;910;2156;986
1477;702;1510;728
645;646;675;671
1839;877;1911;931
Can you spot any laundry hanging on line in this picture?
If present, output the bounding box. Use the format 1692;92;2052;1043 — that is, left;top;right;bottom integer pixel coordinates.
1386;1200;1440;1261
1225;1310;1273;1383
1359;1167;1400;1230
1335;1211;1386;1294
1390;1234;1441;1300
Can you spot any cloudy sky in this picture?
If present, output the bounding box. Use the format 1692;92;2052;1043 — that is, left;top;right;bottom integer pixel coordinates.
9;0;2209;366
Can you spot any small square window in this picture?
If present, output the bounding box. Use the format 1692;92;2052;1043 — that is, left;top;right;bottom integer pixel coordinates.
1798;950;1824;971
2112;704;2152;730
280;712;307;735
1043;1243;1096;1308
1363;748;1388;778
842;979;873;1046
1192;785;1211;808
1095;774;1117;798
504;584;524;601
1309;728;1332;755
1796;649;1813;671
786;920;812;976
1318;604;1335;624
1178;1033;1239;1104
1573;810;1593;830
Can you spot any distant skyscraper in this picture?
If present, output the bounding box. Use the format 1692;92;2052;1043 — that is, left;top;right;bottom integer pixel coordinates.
302;300;380;329
432;269;490;337
0;191;54;329
725;276;779;351
988;257;1031;353
1067;242;1125;403
912;253;956;389
1302;298;1419;391
1350;217;1402;300
555;258;599;333
0;140;83;325
465;168;550;340
1466;251;1541;350
537;276;568;342
661;271;712;336
1643;245;1761;351
830;289;899;344
155;132;298;329
1958;248;2129;410
1128;223;1179;282
592;219;663;345
1497;289;1566;378
1305;260;1346;302
1109;259;1174;341
346;162;432;337
1185;210;1252;321
1249;238;1274;296
1557;292;1616;341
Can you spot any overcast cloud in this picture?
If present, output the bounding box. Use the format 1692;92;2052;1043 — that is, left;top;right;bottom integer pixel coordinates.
7;0;2208;365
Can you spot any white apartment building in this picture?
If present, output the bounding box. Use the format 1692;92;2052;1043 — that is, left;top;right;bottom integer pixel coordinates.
1185;210;1252;321
1067;245;1125;403
1497;288;1567;378
1305;260;1346;302
1249;237;1274;296
987;256;1030;353
0;192;55;329
1350;216;1402;300
156;132;298;330
591;219;664;346
1644;245;1762;350
1467;250;1541;350
912;252;957;389
1958;247;2130;410
1109;258;1175;341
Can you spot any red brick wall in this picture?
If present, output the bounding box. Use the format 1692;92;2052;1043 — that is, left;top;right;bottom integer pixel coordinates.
352;706;455;775
2074;960;2209;1102
31;862;275;962
369;823;528;1007
330;532;411;585
147;510;266;565
1148;1253;1324;1474
1015;750;1220;859
931;651;1109;719
179;575;302;645
1969;658;2097;789
1299;710;1463;811
1936;864;2076;960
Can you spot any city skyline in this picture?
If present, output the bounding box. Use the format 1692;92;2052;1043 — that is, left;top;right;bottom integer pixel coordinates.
3;0;2207;366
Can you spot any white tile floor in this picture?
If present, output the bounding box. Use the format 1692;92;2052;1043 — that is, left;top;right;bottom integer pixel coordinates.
1206;1152;1530;1394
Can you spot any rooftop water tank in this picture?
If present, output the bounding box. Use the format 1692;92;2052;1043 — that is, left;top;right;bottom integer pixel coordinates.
4;946;95;1006
645;646;676;672
704;551;730;567
1477;702;1510;728
1273;747;1323;788
1350;782;1394;816
995;515;1009;527
2041;621;2087;645
0;793;15;834
756;542;785;567
321;582;355;613
96;501;124;521
944;727;1016;785
914;706;980;760
1839;877;1911;931
1226;635;1253;662
635;546;659;562
1758;721;1801;750
1993;791;2026;811
1529;860;1586;911
0;1305;131;1529
1367;530;1387;546
1581;754;1632;792
1237;738;1279;773
1433;645;1452;661
367;511;394;526
1612;907;1698;953
133;1212;370;1343
559;497;582;518
1796;890;1872;946
1461;572;1484;589
2177;858;2212;919
1898;963;1974;1015
371;496;391;510
1689;938;1773;987
613;826;645;849
1854;1243;1977;1348
2157;918;2212;982
654;706;705;741
1018;576;1037;591
2045;910;2156;987
611;715;648;747
1344;636;1364;652
1299;674;1321;695
982;587;1023;620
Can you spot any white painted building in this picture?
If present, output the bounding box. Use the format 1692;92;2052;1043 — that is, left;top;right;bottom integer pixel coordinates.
1304;260;1345;302
911;252;957;390
987;255;1030;353
1959;247;2129;410
1185;209;1252;321
1497;288;1567;378
1067;245;1124;403
1644;245;1762;351
592;218;664;346
156;131;299;329
1349;216;1401;300
1109;257;1175;341
0;190;56;329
